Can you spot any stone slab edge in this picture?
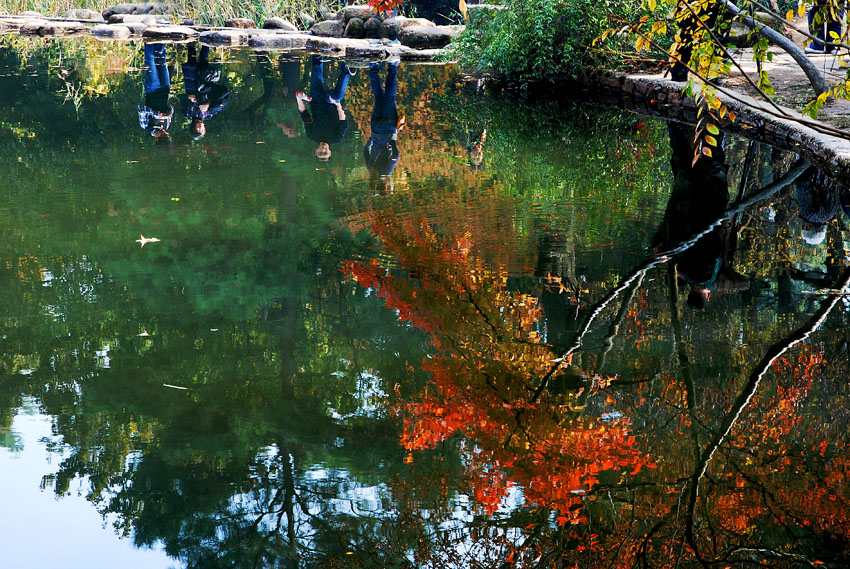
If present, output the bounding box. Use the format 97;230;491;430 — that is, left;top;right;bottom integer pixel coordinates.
580;71;850;186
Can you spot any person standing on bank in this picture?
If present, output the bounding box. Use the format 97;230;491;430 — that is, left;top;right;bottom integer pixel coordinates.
806;0;844;54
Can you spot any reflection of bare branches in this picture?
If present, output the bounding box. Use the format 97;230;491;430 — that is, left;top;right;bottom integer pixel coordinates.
530;158;810;404
61;80;83;112
684;265;850;564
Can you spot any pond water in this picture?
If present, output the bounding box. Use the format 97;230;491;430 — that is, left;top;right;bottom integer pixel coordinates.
0;38;849;569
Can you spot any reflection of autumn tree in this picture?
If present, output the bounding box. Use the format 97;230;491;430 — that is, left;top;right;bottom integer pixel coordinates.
342;208;654;525
343;198;850;567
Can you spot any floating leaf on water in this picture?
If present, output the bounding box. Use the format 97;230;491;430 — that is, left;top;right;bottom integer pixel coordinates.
136;235;161;247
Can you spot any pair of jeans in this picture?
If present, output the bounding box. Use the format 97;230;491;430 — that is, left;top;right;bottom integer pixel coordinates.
369;61;399;122
808;0;844;50
144;43;170;94
309;55;351;104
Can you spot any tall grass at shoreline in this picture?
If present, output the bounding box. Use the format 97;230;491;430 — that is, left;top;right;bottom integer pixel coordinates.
0;0;339;25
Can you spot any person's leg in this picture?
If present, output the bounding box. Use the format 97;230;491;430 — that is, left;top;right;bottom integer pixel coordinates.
330;63;353;104
151;44;170;91
369;62;384;119
825;9;843;52
144;43;169;93
382;62;398;120
310;55;328;102
809;0;826;51
187;44;197;64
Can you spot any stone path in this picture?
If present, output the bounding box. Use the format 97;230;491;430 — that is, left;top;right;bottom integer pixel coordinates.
0;10;455;63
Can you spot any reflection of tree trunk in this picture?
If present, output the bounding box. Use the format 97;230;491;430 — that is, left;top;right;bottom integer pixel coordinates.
278;440;299;568
536;203;578;350
531;160;808;404
668;263;704;461
684;266;850;561
597;270;645;372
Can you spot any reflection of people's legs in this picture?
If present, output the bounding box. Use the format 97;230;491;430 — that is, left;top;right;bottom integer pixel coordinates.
382;62;398;119
144;43;169;94
187;44;197;65
330;64;352;104
369;62;385;119
199;45;210;65
310;55;328;101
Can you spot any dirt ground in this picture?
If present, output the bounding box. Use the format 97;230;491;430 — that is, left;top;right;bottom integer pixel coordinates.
724;15;850;128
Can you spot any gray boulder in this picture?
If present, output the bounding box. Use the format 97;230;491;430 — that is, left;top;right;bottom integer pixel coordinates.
102;3;170;19
318;4;337;21
363;15;383;37
379;16;434;40
263;17;298;31
344;17;365;38
298;12;316;29
90;24;132;38
339;5;371;22
248;33;309;49
310;19;344;37
398;24;463;48
200;29;249;44
63;9;104;20
20;10;44;17
224;17;255;28
108;13;156;25
142;24;199;40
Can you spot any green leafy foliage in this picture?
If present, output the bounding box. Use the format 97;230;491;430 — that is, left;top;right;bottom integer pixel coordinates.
447;0;641;81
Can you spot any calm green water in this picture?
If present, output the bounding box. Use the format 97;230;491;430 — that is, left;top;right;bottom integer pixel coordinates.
0;38;848;569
